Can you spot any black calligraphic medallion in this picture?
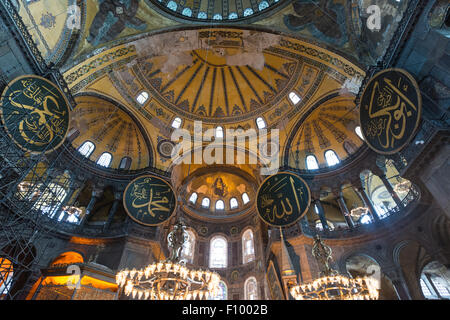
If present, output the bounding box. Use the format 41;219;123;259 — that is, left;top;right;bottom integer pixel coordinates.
256;172;311;227
0;75;71;154
123;175;177;226
359;68;422;154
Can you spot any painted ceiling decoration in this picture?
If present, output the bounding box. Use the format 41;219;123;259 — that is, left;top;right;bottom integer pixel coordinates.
285;93;363;169
12;0;408;68
70;94;152;170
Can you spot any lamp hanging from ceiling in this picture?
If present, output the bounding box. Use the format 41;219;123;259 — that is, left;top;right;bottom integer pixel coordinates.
116;221;221;300
289;235;379;300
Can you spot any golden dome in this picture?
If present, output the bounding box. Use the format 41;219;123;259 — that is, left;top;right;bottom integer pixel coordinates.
69;95;152;170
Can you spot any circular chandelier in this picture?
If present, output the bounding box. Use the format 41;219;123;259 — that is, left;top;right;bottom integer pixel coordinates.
393;180;412;194
349;206;369;218
289;235;379;300
116;222;221;300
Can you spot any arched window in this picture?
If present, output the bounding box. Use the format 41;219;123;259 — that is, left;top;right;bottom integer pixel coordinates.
242;192;250;205
181;230;195;263
360;214;372;225
119;157;132;170
189;192;198;204
197;11;207;19
211;281;228;300
256;117;266;129
182;7;192;17
96;152;112;167
213;14;222;20
171;117;182;129
355;126;364;140
306;155;319;170
167;1;177;11
33;182;68;217
230;197;238;209
136;91;149;105
289;92;301;105
209;236;227;268
258;1;269;11
244;277;258;300
215;200;225;210
78;141;95;158
228;12;238;19
325;150;340;167
243;8;254;16
202;197;210;208
215;126;224;138
242;229;255;264
0;258;13;298
314;203;320;214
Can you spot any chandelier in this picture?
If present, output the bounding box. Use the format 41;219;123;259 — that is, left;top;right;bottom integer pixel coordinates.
349;206;369;218
289;235;379;300
116;222;221;300
393;180;412;194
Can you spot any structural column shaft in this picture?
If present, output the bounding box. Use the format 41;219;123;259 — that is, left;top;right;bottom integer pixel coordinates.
336;194;354;228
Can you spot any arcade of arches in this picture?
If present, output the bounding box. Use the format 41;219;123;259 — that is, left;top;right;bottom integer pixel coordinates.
0;0;449;301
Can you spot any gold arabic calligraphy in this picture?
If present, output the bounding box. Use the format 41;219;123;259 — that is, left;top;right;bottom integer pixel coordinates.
7;79;67;147
129;178;172;221
260;176;305;224
365;75;418;150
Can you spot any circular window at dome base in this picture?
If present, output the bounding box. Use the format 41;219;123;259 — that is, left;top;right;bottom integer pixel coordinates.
145;0;288;23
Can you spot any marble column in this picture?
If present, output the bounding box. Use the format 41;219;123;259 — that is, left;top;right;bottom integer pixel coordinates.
314;200;329;231
103;192;122;231
80;188;103;226
336;192;354;229
354;186;380;222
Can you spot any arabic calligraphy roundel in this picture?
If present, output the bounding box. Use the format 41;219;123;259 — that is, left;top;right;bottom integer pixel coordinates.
256;172;311;227
359;68;422;155
123;175;177;226
0;75;71;154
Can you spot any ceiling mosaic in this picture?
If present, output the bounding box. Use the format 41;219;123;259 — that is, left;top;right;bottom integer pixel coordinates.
70;95;152;170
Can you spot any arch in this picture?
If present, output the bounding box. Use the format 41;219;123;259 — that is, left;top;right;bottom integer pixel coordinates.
242;229;255;264
50;251;84;266
78;140;95;158
420;261;450;299
0;258;13;299
209;236;227;268
96;152;112;167
171;117;183;129
244;276;258;300
181;229;196;264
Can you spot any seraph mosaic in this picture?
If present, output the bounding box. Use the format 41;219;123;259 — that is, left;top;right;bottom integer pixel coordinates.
87;0;147;47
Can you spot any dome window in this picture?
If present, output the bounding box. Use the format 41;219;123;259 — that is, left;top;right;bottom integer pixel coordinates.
202;197;210;208
306;155;319;170
189;192;198;204
230;198;238;209
136;91;149;105
355;126;365;140
78;141;95;158
242;192;250;204
96;152;112;167
325;150;340;167
171;117;182;129
215;200;225;210
289;92;301;105
215;126;224;138
256;117;266;129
